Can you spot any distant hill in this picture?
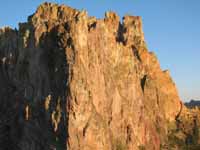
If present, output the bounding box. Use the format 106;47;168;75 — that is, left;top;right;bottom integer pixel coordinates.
185;99;200;108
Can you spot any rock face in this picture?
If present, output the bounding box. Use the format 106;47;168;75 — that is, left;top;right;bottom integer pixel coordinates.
0;2;184;150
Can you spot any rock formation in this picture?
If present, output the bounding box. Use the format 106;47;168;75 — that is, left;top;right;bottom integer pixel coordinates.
1;2;198;150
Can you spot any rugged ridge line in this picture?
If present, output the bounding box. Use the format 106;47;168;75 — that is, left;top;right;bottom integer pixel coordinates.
0;2;185;150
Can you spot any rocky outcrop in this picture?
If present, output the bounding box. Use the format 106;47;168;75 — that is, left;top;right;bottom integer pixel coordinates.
0;2;184;150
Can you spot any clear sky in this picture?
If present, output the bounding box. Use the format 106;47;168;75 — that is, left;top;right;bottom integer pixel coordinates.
0;0;199;102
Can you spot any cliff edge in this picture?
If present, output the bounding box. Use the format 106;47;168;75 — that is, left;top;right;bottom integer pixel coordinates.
0;3;185;150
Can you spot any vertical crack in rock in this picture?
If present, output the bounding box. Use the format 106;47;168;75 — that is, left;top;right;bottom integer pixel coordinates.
141;75;147;92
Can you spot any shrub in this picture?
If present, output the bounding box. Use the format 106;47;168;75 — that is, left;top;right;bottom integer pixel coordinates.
114;138;127;150
138;145;145;150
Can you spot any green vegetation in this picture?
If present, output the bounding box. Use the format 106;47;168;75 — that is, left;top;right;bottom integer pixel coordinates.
168;131;185;148
167;119;200;150
138;145;145;150
114;138;128;150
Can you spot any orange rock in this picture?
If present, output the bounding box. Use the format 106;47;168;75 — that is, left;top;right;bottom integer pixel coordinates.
0;2;184;150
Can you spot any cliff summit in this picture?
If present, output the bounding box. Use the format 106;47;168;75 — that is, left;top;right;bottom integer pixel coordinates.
0;2;198;150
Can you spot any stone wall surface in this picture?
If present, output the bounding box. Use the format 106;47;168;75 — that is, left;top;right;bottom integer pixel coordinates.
0;3;184;150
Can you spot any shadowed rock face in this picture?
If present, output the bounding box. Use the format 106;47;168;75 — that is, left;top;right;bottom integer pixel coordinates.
0;2;183;150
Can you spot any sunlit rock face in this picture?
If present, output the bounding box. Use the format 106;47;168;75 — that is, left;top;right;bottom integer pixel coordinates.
0;3;182;150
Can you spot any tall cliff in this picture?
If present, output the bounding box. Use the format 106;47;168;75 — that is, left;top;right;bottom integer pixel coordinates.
0;3;185;150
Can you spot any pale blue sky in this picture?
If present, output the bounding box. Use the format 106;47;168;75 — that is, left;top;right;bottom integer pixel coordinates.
0;0;199;101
